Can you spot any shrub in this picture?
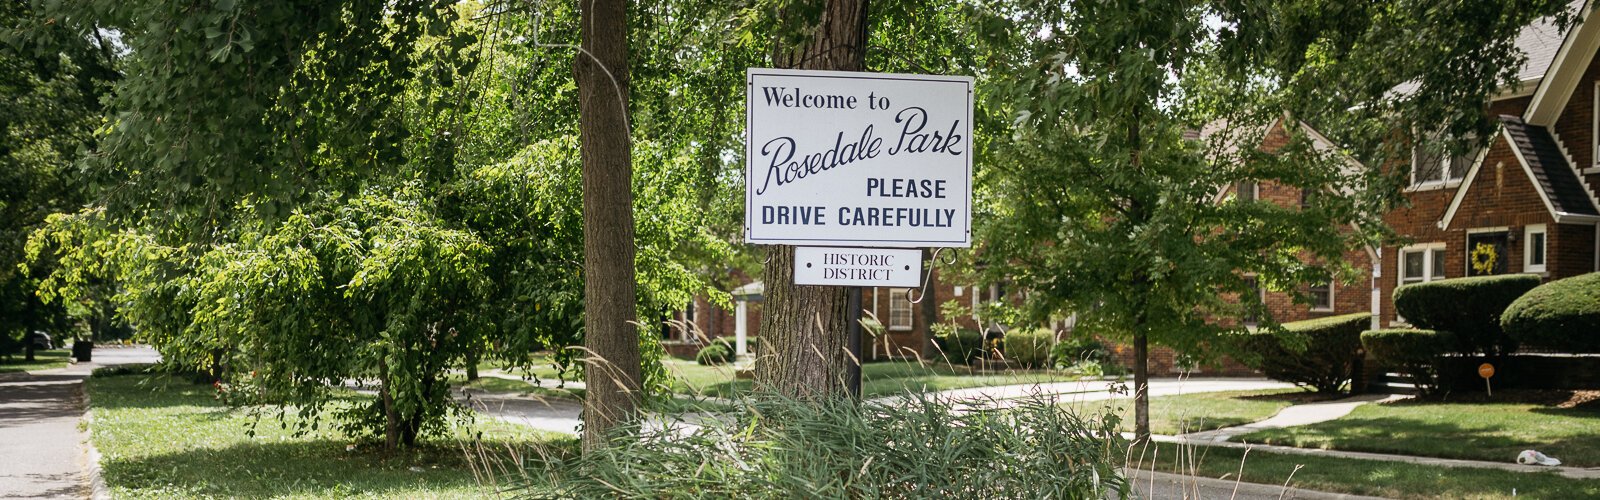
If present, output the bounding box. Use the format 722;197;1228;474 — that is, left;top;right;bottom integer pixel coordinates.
1361;329;1456;395
1227;312;1369;393
933;329;984;364
696;341;732;366
1392;274;1539;355
1502;272;1600;352
1002;328;1056;369
531;393;1127;498
1051;336;1115;368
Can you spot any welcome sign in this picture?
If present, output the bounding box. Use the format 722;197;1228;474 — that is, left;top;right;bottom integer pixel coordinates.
745;68;973;248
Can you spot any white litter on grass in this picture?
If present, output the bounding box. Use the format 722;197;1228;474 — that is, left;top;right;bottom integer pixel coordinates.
1516;450;1562;466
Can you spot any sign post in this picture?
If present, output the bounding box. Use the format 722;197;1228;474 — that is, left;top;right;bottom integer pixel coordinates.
745;68;973;398
1479;363;1495;397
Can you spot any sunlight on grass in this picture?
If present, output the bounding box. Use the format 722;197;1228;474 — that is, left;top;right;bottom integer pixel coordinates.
1137;442;1600;499
89;373;573;499
0;349;71;373
1240;395;1600;467
1062;388;1307;435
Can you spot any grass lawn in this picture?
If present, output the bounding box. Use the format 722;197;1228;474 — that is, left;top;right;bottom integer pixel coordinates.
1135;442;1600;499
1061;388;1311;435
0;349;71;373
88;372;574;499
1238;392;1600;467
666;358;1089;399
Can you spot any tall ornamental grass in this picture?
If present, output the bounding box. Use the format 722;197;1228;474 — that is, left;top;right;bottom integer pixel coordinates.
520;393;1127;498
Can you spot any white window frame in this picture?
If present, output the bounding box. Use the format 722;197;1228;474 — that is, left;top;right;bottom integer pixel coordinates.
1590;81;1600;174
1408;133;1473;191
1308;282;1334;312
1242;273;1264;327
1398;242;1448;286
888;289;914;331
1525;224;1549;274
1464;227;1509;276
1236;181;1259;202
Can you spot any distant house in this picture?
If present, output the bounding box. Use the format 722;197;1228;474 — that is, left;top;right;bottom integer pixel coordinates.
1375;1;1600;327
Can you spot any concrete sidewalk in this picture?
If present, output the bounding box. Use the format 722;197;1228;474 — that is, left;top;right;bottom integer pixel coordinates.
1123;468;1387;500
1180;393;1410;442
0;346;160;499
1155;436;1600;480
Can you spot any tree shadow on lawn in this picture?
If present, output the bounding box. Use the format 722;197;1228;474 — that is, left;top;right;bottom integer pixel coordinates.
1234;390;1336;404
1247;415;1600;467
100;436;576;499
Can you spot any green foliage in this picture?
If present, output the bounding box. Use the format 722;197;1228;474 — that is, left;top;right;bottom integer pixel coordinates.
1361;329;1456;395
1001;328;1055;369
1228;312;1370;393
0;1;118;349
1392;274;1539;355
696;339;732;366
528;394;1126;498
1501;272;1600;353
933;329;984;364
1051;335;1123;375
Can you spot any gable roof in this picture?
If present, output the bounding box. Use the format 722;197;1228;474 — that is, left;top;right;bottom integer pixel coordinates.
1440;115;1600;228
1526;0;1597;125
1389;2;1579;100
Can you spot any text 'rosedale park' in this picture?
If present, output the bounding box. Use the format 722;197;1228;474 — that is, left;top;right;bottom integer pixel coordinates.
754;86;965;229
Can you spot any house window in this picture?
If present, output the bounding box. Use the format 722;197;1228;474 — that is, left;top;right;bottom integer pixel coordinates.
1411;134;1475;187
1525;224;1548;274
1308;282;1334;311
1242;275;1263;326
1236;181;1258;202
1400;243;1447;285
889;289;914;331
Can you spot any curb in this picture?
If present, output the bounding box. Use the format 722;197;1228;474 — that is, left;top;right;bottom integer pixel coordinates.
1152;436;1600;480
1123;468;1388;500
80;382;110;500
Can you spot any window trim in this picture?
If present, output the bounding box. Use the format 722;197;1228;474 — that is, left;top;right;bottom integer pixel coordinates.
1398;242;1447;286
1591;81;1600;174
888;288;914;331
1525;224;1549;274
1308;281;1335;312
1465;227;1509;277
1235;181;1259;202
1410;132;1474;189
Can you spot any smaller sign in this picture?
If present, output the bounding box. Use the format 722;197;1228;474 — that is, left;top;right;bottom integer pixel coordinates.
1479;363;1496;379
794;247;922;287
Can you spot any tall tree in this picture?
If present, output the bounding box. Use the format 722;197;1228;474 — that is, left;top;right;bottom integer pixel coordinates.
576;0;641;449
976;0;1573;441
753;0;870;400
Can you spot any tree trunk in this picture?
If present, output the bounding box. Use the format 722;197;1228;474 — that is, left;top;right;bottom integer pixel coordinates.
379;356;399;450
754;0;870;400
1132;328;1150;443
24;342;35;363
920;249;939;359
576;0;641;452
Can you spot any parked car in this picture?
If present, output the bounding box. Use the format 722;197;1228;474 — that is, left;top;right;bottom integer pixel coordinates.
25;331;53;350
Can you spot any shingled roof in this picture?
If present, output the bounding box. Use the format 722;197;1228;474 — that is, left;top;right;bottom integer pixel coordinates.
1500;115;1600;217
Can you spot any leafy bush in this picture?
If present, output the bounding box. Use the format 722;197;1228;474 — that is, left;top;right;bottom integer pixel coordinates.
696;341;732;366
1361;329;1456;395
1392;275;1539;355
932;329;984;364
1002;328;1056;369
1502;272;1600;352
1051;336;1118;369
1227;312;1369;393
530;393;1126;498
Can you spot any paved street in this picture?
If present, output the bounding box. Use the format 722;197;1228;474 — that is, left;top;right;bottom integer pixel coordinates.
0;346;160;499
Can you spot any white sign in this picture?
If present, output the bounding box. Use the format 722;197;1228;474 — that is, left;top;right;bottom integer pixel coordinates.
745;68;973;248
794;247;923;287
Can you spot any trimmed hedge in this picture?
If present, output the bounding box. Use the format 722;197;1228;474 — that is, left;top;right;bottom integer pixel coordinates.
1502;272;1600;352
933;329;985;364
1002;328;1056;369
1392;274;1539;355
1361;328;1456;395
696;340;732;365
1228;312;1370;393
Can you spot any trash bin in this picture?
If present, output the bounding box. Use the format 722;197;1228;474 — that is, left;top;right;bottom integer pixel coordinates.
72;339;93;362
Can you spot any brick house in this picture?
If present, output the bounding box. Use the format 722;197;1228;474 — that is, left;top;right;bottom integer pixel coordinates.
1372;2;1600;327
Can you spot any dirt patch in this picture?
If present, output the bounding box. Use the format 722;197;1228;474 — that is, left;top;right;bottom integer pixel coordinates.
1394;389;1600;409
